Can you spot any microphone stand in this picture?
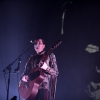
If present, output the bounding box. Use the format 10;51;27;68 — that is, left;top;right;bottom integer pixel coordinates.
14;58;21;100
7;65;11;100
3;43;33;100
14;58;21;73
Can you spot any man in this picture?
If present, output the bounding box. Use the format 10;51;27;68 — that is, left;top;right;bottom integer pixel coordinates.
20;38;59;100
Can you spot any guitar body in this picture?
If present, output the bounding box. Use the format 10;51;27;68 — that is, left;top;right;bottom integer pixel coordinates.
18;67;45;100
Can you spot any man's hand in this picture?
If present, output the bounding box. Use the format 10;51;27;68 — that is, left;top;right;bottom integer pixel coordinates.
41;62;48;70
40;62;58;76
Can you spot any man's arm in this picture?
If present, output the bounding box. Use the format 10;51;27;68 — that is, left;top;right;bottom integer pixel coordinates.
20;56;33;82
49;53;59;76
45;53;59;76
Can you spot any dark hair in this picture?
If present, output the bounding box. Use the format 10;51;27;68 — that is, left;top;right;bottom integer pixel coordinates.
35;38;45;45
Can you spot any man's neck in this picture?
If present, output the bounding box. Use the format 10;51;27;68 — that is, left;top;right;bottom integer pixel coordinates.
37;51;45;55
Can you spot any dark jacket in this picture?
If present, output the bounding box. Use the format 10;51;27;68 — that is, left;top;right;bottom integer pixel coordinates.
21;51;59;100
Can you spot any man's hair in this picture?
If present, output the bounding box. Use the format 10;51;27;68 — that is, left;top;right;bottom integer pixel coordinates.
35;38;45;45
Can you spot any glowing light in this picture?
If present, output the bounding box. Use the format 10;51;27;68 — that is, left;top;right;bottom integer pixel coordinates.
85;44;99;53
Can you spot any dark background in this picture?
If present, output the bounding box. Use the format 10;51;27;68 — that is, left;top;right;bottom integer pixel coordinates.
0;0;100;100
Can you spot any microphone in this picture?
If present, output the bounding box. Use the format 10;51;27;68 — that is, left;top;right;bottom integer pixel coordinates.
30;40;39;47
30;40;36;44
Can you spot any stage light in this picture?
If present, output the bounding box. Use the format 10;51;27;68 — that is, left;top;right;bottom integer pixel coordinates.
85;44;99;53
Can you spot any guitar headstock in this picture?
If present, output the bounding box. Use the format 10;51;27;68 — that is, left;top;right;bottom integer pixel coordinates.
42;40;62;61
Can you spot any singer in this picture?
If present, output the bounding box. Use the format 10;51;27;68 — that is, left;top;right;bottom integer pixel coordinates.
19;38;59;100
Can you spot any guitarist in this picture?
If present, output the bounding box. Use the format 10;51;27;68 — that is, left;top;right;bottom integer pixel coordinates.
20;38;59;100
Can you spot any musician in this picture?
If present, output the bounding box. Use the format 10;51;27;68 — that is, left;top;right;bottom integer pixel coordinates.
20;38;59;100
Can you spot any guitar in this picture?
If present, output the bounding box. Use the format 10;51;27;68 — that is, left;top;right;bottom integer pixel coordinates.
18;40;62;100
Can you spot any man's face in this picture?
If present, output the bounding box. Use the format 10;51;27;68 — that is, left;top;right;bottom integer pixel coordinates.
34;39;45;54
